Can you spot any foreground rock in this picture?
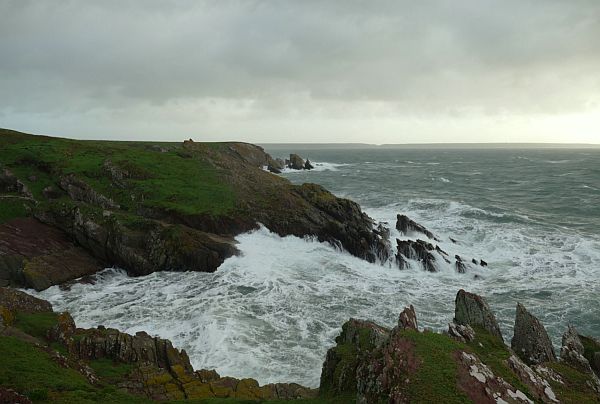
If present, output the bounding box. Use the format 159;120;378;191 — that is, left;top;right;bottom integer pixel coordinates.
454;289;503;341
512;303;557;365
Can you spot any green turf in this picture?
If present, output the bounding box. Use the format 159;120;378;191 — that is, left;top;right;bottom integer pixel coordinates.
13;312;58;339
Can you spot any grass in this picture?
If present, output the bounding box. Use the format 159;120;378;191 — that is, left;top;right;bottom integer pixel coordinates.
547;362;600;403
13;312;58;339
400;329;470;404
89;358;134;383
0;128;236;217
0;197;32;223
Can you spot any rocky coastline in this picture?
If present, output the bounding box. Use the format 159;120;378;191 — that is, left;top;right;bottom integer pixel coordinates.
1;128;599;402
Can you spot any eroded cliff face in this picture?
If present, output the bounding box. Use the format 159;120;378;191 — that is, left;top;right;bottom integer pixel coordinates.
0;129;389;290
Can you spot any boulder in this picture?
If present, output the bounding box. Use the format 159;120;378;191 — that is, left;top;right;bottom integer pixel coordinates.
0;286;53;313
288;154;305;170
454;289;503;341
395;239;437;272
267;163;282;174
304;159;314;170
398;305;418;331
511;303;556;365
395;214;438;241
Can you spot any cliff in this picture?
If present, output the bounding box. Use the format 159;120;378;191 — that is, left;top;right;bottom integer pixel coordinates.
0;128;388;290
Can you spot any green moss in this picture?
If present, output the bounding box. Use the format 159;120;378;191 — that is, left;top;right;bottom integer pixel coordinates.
466;327;531;398
13;312;58;339
547;362;600;403
400;329;470;404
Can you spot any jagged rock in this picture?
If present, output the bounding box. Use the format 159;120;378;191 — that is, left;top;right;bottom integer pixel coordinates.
395;214;439;241
472;258;478;265
560;325;594;374
288;153;305;170
447;322;475;343
512;303;556;365
579;334;600;377
320;319;390;397
398;305;418;330
395;239;437;272
480;259;488;267
373;223;392;262
59;174;119;209
0;286;52;313
455;255;467;273
304;159;314;170
454;289;503;341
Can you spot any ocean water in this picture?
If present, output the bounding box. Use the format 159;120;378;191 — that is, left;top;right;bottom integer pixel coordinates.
33;147;600;388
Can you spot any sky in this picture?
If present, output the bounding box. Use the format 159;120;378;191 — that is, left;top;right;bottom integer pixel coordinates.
1;0;599;144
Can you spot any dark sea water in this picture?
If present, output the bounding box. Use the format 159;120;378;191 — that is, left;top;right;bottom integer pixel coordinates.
33;146;600;387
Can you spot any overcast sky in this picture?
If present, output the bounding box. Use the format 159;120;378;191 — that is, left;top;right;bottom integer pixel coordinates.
1;1;599;143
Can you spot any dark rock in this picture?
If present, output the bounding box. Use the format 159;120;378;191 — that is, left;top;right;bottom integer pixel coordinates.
288;153;305;170
455;255;467;273
395;214;439;241
395;239;437;272
454;289;503;341
267;163;282;174
450;237;457;243
511;303;556;365
304;159;314;170
398;305;418;330
480;259;488;267
472;258;478;265
579;334;600;377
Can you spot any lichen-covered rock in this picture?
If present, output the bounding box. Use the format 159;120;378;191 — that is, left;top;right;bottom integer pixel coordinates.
454;289;503;341
560;325;594;374
447;322;475;343
511;303;556;365
398;305;418;331
0;286;52;313
319;318;390;397
506;354;559;403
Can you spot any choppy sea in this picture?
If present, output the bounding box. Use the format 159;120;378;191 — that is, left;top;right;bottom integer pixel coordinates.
32;146;600;387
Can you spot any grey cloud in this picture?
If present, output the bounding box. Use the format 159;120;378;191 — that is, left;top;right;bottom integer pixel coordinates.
0;0;599;140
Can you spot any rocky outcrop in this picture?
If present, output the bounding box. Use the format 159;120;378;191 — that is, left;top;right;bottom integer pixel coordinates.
0;286;52;313
304;159;314;170
398;305;418;331
455;255;467;273
288;154;305;170
0;218;101;290
447;322;475;343
0;168;33;198
395;239;437;272
454;289;503;341
396;214;439;241
560;325;594;374
578;334;600;377
59;174;119;209
511;303;556;365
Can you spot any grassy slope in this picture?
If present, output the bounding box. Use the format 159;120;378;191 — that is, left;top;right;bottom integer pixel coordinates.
0;129;236;223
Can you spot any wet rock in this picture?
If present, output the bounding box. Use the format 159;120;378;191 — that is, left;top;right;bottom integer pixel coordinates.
288;153;305;170
480;259;488;267
267;163;282;174
398;305;418;331
395;239;437;272
454;289;503;341
304;159;314;170
455;255;467;273
395;214;439;241
472;258;478;265
447;322;475;343
512;303;556;365
373;222;392;263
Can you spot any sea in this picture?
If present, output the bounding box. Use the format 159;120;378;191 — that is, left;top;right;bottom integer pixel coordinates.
32;145;600;388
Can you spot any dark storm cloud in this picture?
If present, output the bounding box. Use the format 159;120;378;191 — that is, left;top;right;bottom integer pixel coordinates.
1;0;599;141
